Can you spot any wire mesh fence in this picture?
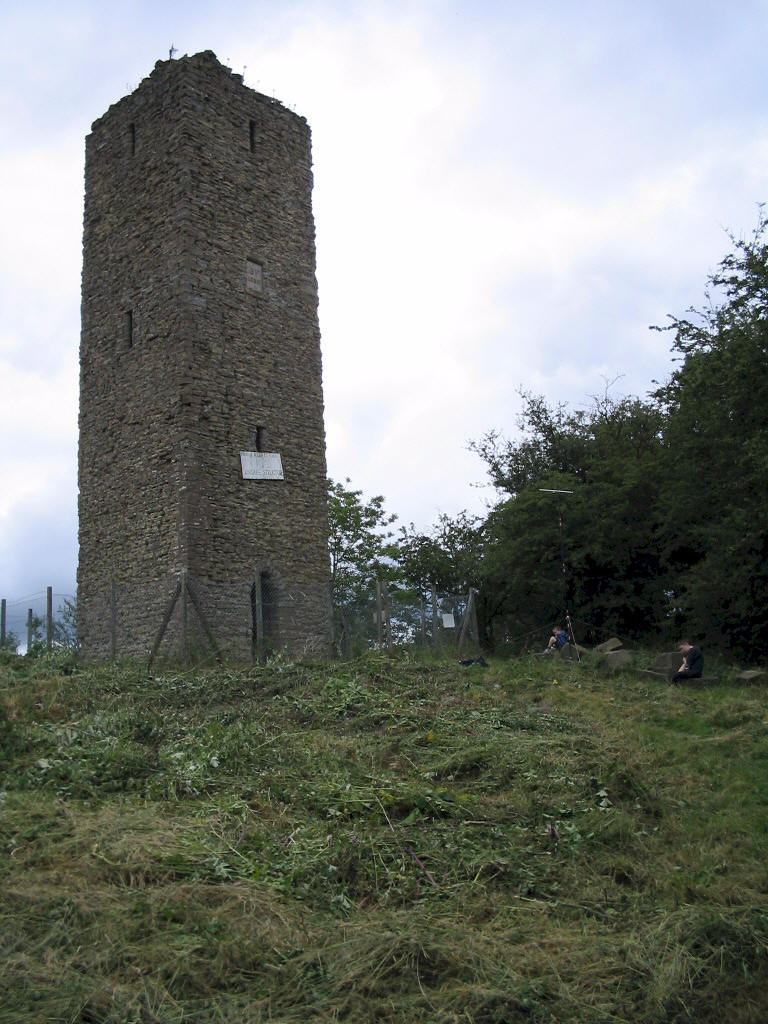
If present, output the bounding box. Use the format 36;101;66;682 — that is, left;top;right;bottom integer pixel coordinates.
0;588;77;653
332;583;482;660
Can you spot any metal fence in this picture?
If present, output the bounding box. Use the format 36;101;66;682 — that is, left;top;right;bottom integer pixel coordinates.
1;582;484;662
0;587;76;653
332;583;482;659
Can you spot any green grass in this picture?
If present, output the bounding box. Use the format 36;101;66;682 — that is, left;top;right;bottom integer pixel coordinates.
2;648;768;1022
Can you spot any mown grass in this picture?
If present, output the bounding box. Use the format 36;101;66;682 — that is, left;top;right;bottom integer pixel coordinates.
1;648;768;1022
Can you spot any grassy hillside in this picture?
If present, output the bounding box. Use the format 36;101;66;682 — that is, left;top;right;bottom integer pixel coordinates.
2;649;768;1023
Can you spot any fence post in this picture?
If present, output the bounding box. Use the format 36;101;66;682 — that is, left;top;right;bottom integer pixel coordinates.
1;598;5;647
148;579;182;669
457;589;472;658
457;588;480;660
376;580;383;648
382;581;394;655
27;608;33;653
251;572;265;664
110;580;117;660
46;586;53;651
431;583;438;652
180;569;189;662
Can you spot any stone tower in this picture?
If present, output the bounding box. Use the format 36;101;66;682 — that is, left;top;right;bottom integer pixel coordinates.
78;51;332;662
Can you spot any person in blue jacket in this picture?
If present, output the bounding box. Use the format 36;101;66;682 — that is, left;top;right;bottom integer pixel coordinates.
546;625;569;652
672;640;703;681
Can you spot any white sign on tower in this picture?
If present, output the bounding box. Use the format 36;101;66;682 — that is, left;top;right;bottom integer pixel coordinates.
240;452;284;480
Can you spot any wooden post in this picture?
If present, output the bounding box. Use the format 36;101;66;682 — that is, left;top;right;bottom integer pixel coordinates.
457;589;474;659
431;583;438;652
382;581;394;655
148;579;182;669
251;573;269;664
110;580;117;660
376;580;383;649
46;586;53;651
27;608;33;653
250;581;258;662
338;606;350;656
184;575;222;663
251;574;265;664
470;588;480;648
419;592;426;644
1;598;6;647
180;569;189;663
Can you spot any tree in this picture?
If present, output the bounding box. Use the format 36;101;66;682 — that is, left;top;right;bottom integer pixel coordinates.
24;612;47;656
327;478;399;646
653;211;768;659
1;629;19;653
472;212;768;660
398;511;484;597
397;512;486;647
53;597;80;653
472;388;667;647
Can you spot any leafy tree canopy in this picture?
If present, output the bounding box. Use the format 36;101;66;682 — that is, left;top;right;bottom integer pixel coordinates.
652;210;768;658
327;478;399;609
398;511;484;597
474;388;666;647
471;211;768;660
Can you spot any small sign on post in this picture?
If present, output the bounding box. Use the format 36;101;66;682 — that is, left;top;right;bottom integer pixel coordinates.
240;452;284;480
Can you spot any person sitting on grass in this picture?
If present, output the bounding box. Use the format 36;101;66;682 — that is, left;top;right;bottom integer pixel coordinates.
672;639;703;682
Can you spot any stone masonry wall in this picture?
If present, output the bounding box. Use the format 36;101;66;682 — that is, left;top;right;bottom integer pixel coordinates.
78;52;332;661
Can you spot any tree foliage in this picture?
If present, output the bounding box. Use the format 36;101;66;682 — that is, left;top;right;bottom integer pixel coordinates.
323;216;768;661
327;478;399;645
652;211;768;658
469;213;768;660
474;390;667;646
398;512;484;596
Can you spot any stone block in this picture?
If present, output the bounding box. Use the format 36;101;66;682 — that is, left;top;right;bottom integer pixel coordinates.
672;675;718;687
735;670;768;685
595;637;623;653
598;648;632;671
650;652;681;677
558;643;588;661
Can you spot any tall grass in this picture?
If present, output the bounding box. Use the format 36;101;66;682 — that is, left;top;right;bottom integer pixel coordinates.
2;648;767;1022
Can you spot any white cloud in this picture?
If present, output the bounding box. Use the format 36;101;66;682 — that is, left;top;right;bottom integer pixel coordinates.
2;0;768;596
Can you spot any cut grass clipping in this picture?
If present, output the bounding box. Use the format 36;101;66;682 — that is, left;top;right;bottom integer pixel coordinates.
2;649;768;1022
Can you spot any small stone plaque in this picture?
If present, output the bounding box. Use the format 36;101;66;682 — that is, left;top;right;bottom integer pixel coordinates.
442;613;455;629
240;451;284;480
246;259;263;294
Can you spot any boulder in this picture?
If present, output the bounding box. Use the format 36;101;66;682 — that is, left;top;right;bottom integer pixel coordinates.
597;648;632;672
594;637;623;654
672;675;718;687
558;643;588;661
650;652;682;678
735;669;768;685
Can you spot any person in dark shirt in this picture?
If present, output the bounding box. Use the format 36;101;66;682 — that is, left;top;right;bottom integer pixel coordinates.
672;640;703;681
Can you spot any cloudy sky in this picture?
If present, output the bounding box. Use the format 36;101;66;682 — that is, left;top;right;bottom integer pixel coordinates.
1;0;767;632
